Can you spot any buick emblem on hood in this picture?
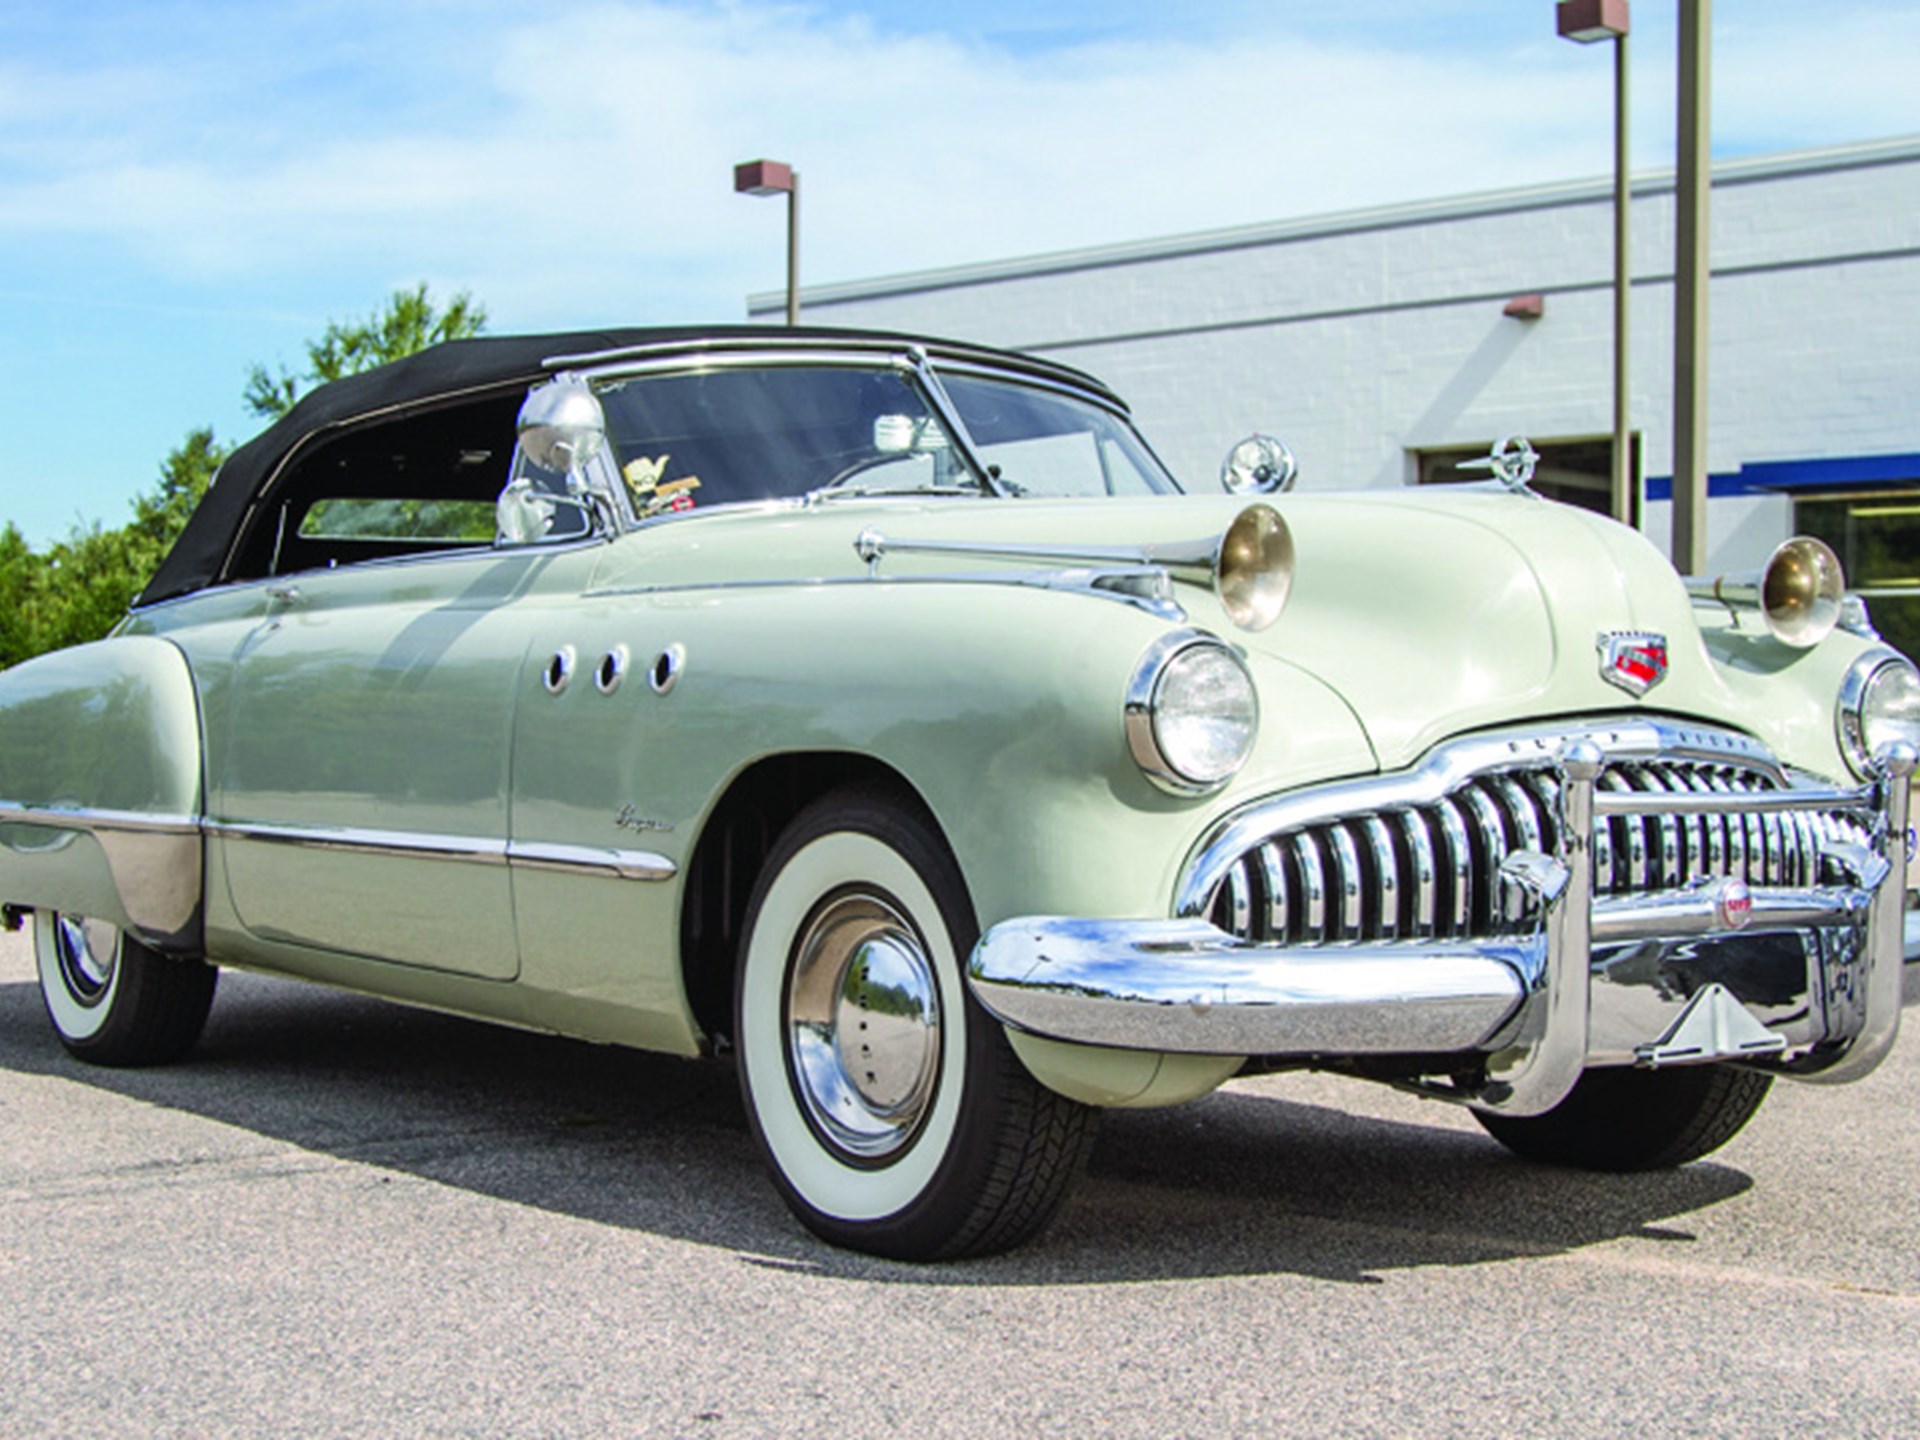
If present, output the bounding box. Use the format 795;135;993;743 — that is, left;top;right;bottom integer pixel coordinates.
1598;631;1669;696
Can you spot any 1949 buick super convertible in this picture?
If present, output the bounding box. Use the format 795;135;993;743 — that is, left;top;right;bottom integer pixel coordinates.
3;325;1917;1259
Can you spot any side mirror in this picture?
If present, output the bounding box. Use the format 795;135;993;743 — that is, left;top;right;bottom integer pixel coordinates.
497;374;610;547
517;373;606;474
1221;434;1298;495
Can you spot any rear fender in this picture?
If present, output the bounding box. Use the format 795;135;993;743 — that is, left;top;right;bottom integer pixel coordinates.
0;637;204;951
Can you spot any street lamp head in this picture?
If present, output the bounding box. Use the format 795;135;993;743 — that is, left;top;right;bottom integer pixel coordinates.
1556;0;1629;42
734;159;795;196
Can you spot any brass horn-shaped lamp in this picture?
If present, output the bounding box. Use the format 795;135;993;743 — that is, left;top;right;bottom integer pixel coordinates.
854;503;1295;632
1685;535;1845;648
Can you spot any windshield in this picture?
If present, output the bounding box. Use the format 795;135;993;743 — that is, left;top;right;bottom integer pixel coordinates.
938;371;1178;498
598;365;972;517
595;361;1178;521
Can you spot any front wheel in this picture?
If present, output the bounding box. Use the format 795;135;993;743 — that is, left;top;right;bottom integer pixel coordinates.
34;911;217;1066
1474;1063;1773;1171
735;789;1097;1259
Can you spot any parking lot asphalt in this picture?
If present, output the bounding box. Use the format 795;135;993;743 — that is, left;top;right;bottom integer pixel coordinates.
2;925;1917;1439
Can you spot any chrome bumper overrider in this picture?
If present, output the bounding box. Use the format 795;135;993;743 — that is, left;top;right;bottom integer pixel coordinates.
968;740;1917;1117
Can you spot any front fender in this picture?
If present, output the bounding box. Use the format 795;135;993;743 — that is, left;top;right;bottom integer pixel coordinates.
511;579;1374;931
0;636;205;950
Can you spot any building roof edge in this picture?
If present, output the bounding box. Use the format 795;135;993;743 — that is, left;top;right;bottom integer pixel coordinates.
751;134;1920;314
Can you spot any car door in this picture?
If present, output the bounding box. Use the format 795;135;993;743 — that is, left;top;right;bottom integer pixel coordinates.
213;548;547;979
204;383;592;982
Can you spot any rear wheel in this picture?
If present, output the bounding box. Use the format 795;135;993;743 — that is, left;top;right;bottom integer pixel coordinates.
735;788;1097;1259
1474;1064;1773;1171
34;911;217;1066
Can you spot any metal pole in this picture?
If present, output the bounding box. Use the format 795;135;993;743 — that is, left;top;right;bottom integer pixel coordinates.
1610;32;1633;525
1671;0;1711;573
786;173;800;327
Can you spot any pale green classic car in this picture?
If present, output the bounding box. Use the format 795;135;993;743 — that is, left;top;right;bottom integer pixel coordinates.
4;326;1919;1259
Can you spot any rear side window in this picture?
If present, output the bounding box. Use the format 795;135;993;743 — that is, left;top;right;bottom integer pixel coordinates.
297;498;496;543
227;391;523;579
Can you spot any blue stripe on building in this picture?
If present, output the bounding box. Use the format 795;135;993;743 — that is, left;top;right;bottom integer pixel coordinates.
1646;451;1920;501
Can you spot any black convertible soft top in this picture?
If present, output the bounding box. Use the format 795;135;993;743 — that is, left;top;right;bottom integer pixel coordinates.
136;324;1119;607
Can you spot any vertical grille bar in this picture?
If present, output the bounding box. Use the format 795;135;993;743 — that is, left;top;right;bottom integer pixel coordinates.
1704;779;1735;879
1518;771;1564;855
1434;800;1473;935
1492;775;1546;853
1601;770;1649;890
1225;861;1252;937
1260;843;1290;943
1399;810;1438;938
1363;815;1401;940
1293;832;1327;943
1460;784;1514;927
1788;810;1818;889
1327;824;1364;941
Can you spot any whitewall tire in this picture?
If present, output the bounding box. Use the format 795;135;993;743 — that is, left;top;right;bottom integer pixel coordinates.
735;788;1096;1259
34;911;217;1066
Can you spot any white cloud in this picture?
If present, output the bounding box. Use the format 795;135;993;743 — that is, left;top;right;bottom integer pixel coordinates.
3;0;1917;546
1;0;1917;324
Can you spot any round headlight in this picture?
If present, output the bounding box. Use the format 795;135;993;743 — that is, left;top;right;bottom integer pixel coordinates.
1837;652;1920;778
1126;631;1259;794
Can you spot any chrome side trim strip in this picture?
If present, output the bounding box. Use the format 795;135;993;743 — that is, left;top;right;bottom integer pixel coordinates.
507;841;678;882
0;802;201;838
0;799;205;945
207;820;677;882
206;819;507;864
589;567;1189;623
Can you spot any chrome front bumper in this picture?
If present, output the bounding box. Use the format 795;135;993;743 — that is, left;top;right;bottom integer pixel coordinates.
969;741;1916;1117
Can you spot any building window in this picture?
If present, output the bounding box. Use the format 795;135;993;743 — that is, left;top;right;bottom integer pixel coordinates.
1794;486;1920;661
1415;435;1640;524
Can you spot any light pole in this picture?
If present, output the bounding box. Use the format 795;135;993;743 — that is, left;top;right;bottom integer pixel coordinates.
1557;0;1632;528
1671;1;1712;575
734;159;799;327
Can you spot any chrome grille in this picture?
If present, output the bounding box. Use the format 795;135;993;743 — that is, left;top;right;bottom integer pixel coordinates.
1205;759;1865;945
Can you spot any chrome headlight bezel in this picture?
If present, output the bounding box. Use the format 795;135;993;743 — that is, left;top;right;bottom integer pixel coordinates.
1836;649;1920;779
1125;629;1260;796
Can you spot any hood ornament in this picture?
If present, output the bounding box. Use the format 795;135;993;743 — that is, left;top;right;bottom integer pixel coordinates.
1455;435;1541;494
1598;631;1669;696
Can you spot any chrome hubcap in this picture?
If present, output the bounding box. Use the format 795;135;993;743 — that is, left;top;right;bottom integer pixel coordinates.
786;890;942;1162
54;915;120;1006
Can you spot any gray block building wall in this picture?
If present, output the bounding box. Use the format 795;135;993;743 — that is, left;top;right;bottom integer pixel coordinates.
754;137;1920;586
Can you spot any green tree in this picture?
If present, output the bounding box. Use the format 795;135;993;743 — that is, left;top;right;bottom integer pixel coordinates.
0;523;36;666
0;284;486;669
132;427;230;550
244;283;487;421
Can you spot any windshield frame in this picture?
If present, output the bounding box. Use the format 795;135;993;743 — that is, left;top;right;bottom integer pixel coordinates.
573;342;1183;533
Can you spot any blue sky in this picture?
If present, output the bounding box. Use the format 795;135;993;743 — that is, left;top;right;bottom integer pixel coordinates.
4;0;1919;546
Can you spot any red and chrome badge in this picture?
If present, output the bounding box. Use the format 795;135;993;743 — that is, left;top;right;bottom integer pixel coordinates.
1714;877;1754;929
1597;631;1669;696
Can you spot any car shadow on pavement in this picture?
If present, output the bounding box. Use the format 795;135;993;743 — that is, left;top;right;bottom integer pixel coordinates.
0;969;1754;1286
